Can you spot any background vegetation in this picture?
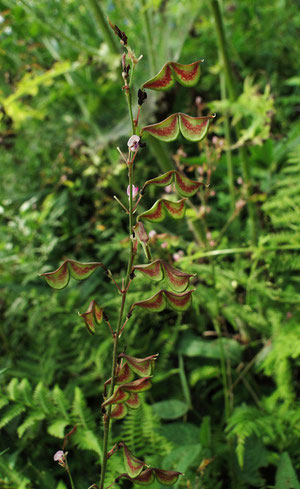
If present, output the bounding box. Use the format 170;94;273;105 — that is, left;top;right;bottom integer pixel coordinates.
0;0;300;488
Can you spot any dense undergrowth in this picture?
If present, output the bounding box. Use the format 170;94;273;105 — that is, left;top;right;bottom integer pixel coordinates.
0;1;300;488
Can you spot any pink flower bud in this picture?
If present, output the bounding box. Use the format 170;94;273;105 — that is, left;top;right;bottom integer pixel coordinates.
164;184;173;194
161;242;168;249
127;135;140;152
237;177;243;185
127;185;139;200
148;230;157;239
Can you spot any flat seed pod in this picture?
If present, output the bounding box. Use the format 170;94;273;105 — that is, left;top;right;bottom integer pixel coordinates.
141;170;202;197
122;443;145;479
125;393;141;409
102;386;130;408
137;199;186;223
111;403;128;420
119;353;159;377
132;290;166;312
40;260;105;290
171;60;202;87
133;260;163;282
178;113;215;142
174;172;203;197
162;262;195;293
115;362;135;385
141;113;215;143
163;198;187;219
116;469;155;486
142;60;203;91
137;200;166;223
142;63;174;91
78;300;103;334
154;468;182;486
122;377;152;393
142;114;179;142
164;289;195;312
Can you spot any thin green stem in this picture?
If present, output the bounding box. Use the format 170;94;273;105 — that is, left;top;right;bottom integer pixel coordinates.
210;0;258;243
99;68;136;489
65;459;76;489
141;0;157;75
86;0;119;54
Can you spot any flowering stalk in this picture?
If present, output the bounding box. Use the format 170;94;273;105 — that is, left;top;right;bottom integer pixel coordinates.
42;18;215;489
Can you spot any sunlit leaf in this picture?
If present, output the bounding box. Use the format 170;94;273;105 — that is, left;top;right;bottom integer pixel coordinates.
154;468;182;485
111;403;128;420
142;60;203;91
142;114;179;142
178;113;215;142
40;260;105;289
119;353;159;377
78;300;103;334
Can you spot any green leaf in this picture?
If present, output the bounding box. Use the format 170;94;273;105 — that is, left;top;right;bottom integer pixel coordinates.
78;300;103;334
142;60;203;91
40;259;106;289
162;261;194;293
275;452;300;489
163;444;201;474
47;419;69;438
179;335;242;364
152;400;189;419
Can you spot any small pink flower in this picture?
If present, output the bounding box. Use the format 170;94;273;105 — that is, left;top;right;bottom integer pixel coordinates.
127;185;139;200
237;177;243;185
54;450;66;466
235;199;246;211
164;184;173;194
173;250;184;261
127;135;140;152
161;242;168;249
148;230;157;239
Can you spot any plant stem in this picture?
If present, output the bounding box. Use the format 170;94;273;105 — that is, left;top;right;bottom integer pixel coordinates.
141;0;157;75
65;459;76;489
99;75;136;489
210;0;258;243
86;0;119;54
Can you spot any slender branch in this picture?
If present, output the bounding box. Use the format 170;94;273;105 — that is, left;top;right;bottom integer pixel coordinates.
65;458;76;489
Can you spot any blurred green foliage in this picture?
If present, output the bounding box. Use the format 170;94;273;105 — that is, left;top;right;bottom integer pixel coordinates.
0;1;300;488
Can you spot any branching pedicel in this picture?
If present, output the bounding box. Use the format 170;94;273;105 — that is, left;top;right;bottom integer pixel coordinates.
42;21;214;489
